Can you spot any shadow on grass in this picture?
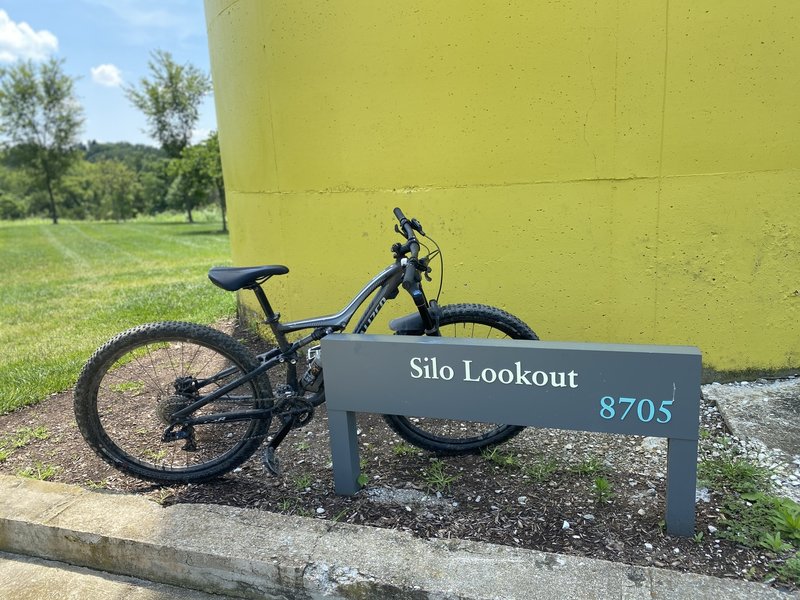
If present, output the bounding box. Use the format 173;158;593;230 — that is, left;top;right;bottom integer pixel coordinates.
178;228;229;236
94;222;228;235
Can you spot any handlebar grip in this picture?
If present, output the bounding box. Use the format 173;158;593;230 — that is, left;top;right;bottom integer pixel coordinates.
394;207;416;241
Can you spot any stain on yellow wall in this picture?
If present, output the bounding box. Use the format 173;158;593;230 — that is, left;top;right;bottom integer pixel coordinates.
204;0;800;376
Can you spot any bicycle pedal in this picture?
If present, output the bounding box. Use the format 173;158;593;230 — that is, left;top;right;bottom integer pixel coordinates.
261;446;281;476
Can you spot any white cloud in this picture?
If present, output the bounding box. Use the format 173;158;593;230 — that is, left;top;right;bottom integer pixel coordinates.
0;10;58;63
91;63;123;87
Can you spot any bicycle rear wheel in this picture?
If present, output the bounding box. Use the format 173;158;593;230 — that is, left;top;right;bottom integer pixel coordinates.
383;304;538;454
74;321;271;483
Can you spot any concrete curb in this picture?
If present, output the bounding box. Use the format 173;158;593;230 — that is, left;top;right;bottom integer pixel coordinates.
0;551;225;599
0;475;794;599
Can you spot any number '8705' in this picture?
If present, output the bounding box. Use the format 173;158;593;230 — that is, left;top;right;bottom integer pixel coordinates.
599;396;673;424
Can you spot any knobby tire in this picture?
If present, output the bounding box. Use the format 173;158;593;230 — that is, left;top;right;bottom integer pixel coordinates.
382;303;538;454
74;321;272;483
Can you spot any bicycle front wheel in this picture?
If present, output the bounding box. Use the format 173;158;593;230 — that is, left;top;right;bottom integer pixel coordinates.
74;321;272;483
383;304;538;454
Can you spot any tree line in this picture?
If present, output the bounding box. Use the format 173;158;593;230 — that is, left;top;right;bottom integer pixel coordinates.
0;51;227;230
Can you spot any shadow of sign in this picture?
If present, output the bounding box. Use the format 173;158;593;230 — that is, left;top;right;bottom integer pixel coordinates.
322;334;702;537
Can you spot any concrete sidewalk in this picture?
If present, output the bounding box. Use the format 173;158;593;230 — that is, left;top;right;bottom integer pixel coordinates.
0;474;794;600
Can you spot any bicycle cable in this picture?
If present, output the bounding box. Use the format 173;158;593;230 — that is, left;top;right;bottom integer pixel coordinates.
419;234;444;303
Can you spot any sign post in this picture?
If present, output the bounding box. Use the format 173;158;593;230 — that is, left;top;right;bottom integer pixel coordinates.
322;335;702;537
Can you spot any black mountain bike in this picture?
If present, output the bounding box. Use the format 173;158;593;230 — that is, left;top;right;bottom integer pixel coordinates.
74;208;539;483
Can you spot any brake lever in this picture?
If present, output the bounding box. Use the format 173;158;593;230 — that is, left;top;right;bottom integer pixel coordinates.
419;256;433;281
410;218;425;236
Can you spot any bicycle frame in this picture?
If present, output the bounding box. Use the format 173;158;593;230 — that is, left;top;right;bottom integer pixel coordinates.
168;260;421;428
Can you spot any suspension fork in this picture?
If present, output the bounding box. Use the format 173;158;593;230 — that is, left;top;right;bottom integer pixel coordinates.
408;285;440;335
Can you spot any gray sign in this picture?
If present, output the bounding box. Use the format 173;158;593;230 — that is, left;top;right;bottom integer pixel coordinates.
323;334;702;537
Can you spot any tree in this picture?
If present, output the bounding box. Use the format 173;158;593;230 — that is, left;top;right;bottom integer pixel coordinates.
81;141;170;216
163;133;227;228
0;59;84;224
96;160;140;222
166;145;210;224
125;50;212;159
58;159;100;219
199;132;227;232
0;152;33;219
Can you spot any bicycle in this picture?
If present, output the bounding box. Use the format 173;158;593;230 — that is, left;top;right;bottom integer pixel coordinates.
74;208;539;484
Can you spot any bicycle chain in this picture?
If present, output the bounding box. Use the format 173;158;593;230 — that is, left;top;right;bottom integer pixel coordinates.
162;392;315;447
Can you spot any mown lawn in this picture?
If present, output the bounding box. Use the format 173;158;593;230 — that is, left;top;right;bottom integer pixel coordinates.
0;219;237;413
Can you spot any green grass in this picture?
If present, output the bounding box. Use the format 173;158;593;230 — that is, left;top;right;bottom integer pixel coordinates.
0;426;50;462
16;461;61;481
480;446;520;469
0;219;236;412
422;459;459;493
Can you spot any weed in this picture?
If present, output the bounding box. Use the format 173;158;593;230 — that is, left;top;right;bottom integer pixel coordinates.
759;532;792;553
331;509;349;523
295;440;310;451
717;493;777;547
771;501;800;542
423;459;459;493
356;457;371;486
776;552;800;585
392;442;422;457
592;477;614;502
524;457;559;482
715;491;800;556
0;426;51;462
693;531;705;544
13;426;50;446
570;457;605;476
152;489;175;506
481;446;520;469
84;479;109;490
294;474;313;490
698;457;772;495
142;448;167;462
16;461;60;481
109;381;145;394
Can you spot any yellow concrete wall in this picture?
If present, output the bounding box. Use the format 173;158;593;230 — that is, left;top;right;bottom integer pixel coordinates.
203;0;800;377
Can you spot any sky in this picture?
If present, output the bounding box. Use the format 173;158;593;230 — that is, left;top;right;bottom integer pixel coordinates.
0;0;217;146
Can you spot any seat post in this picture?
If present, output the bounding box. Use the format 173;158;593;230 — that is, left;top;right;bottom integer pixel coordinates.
250;284;278;324
247;282;293;354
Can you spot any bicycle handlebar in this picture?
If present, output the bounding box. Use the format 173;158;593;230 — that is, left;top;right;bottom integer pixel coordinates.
393;207;421;292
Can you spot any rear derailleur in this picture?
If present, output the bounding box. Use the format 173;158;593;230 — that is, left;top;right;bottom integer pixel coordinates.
161;423;197;451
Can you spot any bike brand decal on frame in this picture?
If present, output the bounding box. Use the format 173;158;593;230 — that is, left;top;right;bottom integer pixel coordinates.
356;297;387;333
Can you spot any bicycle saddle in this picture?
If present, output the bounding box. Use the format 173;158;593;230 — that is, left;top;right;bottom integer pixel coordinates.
208;265;289;291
